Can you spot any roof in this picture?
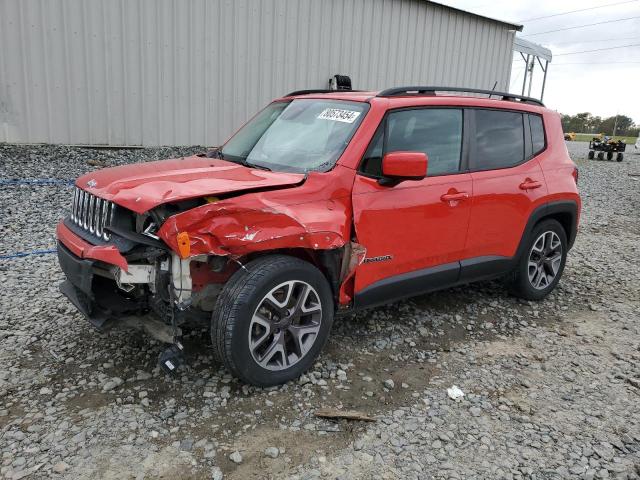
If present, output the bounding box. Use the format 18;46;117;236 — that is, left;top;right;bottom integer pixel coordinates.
514;36;553;62
282;90;547;112
426;1;523;32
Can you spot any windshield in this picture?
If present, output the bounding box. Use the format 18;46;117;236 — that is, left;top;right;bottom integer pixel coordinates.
221;99;369;173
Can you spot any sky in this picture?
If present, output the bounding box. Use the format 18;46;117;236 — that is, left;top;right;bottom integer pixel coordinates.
439;0;640;124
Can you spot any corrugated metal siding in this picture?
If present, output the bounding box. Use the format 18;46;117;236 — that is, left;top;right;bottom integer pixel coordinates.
0;0;516;146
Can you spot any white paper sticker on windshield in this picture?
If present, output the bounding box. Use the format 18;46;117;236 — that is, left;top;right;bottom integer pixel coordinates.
317;108;361;123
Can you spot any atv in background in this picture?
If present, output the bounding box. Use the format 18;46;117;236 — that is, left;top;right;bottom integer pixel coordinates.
588;136;626;162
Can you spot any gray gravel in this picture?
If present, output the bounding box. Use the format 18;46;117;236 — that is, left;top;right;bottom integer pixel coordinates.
1;141;639;479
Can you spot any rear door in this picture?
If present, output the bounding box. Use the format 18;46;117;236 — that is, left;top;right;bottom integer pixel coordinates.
464;110;548;265
352;107;472;300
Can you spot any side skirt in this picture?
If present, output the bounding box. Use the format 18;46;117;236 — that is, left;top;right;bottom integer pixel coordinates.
353;255;514;310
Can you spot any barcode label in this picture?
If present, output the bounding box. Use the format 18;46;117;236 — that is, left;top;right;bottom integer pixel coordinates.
317;108;361;123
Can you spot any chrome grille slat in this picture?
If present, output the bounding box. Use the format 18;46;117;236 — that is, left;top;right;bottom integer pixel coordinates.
96;199;103;237
73;189;78;223
70;187;116;241
105;202;113;240
74;188;80;222
82;190;89;229
88;195;96;233
101;202;108;240
71;188;77;221
79;190;84;226
73;189;80;224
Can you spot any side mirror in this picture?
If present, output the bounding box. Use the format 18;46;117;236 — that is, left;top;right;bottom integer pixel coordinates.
380;151;428;184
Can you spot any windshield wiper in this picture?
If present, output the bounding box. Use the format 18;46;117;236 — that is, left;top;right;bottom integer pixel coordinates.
213;150;272;171
243;160;272;171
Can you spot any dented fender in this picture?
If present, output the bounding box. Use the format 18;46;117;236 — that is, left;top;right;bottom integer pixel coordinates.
157;168;354;258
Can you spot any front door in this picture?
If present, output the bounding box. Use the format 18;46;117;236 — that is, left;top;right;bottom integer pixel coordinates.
352;107;472;303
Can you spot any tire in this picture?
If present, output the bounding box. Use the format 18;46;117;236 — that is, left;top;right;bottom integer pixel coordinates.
617;153;624;162
211;255;334;386
597;152;604;160
587;150;595;159
507;219;568;301
607;152;614;161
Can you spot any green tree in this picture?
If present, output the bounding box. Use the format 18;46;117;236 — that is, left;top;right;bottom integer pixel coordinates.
560;112;637;136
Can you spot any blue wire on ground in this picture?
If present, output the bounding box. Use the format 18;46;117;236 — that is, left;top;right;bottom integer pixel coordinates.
0;178;74;186
0;249;57;260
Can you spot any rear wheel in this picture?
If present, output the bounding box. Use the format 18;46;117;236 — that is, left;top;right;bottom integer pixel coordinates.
588;150;595;159
211;255;334;386
617;153;624;162
507;219;568;301
607;151;614;161
597;152;604;160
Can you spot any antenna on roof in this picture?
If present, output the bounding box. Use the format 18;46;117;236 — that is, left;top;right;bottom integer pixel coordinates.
491;81;498;91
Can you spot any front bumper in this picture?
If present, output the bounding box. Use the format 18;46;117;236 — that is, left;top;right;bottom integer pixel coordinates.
57;221;141;328
56;221;128;271
56;219;206;342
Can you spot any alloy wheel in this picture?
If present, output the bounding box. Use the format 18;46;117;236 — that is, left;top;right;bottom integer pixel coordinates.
527;231;563;290
248;280;322;371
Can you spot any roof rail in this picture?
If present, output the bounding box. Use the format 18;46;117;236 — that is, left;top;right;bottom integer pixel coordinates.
376;86;544;106
284;89;362;97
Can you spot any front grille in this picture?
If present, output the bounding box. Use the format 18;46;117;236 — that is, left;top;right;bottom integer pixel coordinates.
70;187;115;241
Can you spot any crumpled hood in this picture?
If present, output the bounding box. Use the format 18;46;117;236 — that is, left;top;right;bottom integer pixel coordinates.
76;155;305;214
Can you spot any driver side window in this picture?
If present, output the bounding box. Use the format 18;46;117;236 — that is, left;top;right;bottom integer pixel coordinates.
360;108;463;177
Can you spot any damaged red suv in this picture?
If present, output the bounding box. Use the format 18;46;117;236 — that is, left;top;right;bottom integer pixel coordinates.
57;87;581;386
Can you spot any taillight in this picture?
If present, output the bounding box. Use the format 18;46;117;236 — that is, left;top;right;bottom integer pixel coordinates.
572;167;579;185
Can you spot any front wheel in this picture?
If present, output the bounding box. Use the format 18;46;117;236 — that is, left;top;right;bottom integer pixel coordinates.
507;219;568;301
211;255;334;386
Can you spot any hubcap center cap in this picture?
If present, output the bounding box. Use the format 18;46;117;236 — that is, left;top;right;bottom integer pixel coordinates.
274;317;292;329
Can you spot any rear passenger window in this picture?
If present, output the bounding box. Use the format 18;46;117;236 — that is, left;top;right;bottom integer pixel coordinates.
386;109;463;176
474;110;524;170
529;114;546;155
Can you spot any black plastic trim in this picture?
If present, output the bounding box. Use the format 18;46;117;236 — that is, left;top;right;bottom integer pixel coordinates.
106;225;169;250
354;261;460;309
523;112;533;160
459;255;514;283
60;280;110;328
515;200;579;259
57;242;95;295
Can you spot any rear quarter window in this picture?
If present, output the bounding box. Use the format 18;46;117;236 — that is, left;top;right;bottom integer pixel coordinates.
529;114;546;155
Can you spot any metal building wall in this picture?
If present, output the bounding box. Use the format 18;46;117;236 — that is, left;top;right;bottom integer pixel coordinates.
0;0;516;146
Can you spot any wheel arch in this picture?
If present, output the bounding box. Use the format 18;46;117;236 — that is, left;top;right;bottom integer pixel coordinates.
516;200;579;261
244;247;345;301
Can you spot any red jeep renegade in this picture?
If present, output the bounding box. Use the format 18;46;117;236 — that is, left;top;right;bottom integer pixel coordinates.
57;87;581;386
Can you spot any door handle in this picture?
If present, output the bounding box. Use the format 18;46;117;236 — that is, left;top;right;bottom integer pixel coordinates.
440;191;469;203
519;179;542;190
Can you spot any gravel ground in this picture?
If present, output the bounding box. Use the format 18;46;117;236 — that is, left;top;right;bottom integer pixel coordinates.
0;141;639;479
